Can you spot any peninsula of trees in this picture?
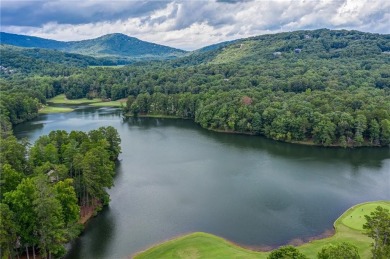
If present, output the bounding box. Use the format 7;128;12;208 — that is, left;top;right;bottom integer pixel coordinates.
0;127;121;258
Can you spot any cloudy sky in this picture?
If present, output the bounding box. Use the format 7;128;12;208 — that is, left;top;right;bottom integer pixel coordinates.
1;0;389;50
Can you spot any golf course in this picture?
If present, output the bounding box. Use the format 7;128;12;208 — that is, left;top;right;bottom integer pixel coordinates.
39;106;74;114
134;201;390;259
39;94;126;114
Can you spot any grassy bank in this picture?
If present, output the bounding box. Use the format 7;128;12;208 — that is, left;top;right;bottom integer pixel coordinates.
134;201;390;259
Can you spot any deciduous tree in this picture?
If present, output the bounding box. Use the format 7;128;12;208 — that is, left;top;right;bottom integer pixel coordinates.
317;242;360;259
267;246;307;259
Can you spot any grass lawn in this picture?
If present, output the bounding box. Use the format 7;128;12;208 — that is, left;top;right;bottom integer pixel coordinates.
47;94;127;108
48;94;102;105
299;201;390;258
340;202;385;231
89;98;127;107
39;106;74;114
134;201;390;259
134;232;265;259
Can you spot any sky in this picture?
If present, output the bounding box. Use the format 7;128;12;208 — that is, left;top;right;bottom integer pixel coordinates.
1;0;389;50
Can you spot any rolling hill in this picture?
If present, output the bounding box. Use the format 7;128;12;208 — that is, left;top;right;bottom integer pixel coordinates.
0;32;187;59
171;29;390;67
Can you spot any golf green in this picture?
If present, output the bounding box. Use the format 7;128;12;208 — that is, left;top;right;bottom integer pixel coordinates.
340;201;390;231
134;201;390;259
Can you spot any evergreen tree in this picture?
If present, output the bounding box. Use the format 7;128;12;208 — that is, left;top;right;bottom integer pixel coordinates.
363;206;390;258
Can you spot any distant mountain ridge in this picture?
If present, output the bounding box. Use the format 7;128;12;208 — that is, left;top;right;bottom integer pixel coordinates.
0;32;187;59
0;44;127;75
3;29;389;68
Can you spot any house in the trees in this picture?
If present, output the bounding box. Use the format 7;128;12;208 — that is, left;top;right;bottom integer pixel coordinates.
47;170;59;183
273;51;282;57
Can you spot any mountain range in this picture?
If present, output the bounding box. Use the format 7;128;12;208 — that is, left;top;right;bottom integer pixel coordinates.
0;32;187;59
2;29;390;72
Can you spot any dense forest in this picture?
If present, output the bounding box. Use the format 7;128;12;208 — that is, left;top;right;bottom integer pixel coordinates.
0;126;121;258
1;29;390;147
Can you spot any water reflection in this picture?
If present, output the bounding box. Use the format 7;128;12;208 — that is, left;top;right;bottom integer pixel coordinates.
126;117;390;169
65;208;115;259
13;107;390;259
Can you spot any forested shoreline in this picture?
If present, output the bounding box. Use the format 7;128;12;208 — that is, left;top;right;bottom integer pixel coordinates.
0;30;390;147
122;87;390;147
0;127;121;258
1;29;390;146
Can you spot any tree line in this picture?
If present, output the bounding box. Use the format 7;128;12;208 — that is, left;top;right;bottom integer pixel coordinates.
1;58;389;147
122;89;390;147
0;126;121;258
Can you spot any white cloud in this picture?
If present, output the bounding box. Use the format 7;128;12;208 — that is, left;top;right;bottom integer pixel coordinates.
1;0;389;50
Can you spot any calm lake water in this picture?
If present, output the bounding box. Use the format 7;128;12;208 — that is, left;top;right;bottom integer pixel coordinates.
14;106;390;259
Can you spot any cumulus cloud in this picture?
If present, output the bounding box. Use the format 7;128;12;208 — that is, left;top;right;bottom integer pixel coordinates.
1;1;169;26
1;0;389;50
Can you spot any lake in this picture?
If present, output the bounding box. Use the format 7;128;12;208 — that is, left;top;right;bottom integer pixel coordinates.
14;106;390;258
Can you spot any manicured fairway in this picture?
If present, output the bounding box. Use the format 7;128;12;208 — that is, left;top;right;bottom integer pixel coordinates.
134;201;390;259
340;202;390;231
89;99;127;107
48;94;102;104
134;232;266;259
39;106;74;113
45;95;127;111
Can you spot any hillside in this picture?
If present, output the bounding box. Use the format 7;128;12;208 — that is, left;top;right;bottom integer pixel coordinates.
66;33;186;58
121;29;390;147
0;32;67;49
211;29;390;64
169;40;238;67
0;32;187;59
0;44;126;76
171;29;390;66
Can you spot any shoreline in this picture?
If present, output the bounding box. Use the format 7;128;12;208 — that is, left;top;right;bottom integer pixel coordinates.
124;113;385;148
126;113;183;119
79;202;102;225
132;200;390;258
39;95;387;148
